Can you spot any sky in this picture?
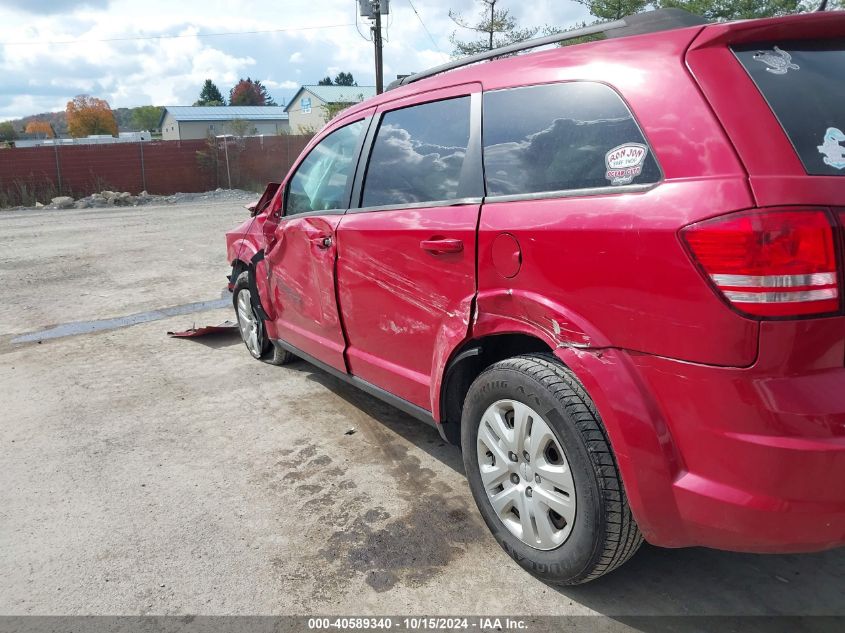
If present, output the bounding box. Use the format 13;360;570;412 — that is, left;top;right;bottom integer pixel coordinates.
0;0;593;120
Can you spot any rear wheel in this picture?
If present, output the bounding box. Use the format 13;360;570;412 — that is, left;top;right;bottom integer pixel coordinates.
461;353;642;585
232;271;294;365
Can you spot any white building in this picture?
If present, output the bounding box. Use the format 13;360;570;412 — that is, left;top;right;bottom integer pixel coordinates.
159;106;290;140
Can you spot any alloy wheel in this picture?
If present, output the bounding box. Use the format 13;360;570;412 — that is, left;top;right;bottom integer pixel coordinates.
236;288;263;358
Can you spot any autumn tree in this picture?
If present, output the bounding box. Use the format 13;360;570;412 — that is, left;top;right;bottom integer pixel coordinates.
25;121;55;138
195;79;224;106
131;105;163;132
0;121;17;141
449;0;540;57
229;78;277;106
66;95;118;137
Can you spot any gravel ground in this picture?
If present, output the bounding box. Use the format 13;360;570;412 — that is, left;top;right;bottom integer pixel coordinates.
0;199;843;620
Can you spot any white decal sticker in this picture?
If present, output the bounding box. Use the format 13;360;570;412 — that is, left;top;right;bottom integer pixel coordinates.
753;46;799;75
605;143;648;186
818;127;845;170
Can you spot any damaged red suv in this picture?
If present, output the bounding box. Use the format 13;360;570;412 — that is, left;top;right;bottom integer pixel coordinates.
226;9;845;584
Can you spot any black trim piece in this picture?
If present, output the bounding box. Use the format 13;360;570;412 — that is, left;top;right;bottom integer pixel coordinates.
248;250;271;321
272;338;438;429
350;112;381;210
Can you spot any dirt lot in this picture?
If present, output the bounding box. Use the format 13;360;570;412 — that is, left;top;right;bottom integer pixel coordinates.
1;199;843;620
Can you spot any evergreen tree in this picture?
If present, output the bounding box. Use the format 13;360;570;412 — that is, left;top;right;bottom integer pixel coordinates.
195;79;225;106
449;0;540;58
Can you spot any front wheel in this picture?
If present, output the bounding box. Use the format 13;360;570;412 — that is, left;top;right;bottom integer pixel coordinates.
232;271;294;365
461;354;642;585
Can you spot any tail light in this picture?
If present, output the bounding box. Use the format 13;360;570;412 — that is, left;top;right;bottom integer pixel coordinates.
681;209;840;318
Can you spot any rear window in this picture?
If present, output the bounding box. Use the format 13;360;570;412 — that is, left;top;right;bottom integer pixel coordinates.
482;82;661;197
734;40;845;176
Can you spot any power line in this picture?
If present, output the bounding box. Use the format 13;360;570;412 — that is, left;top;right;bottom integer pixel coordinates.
1;23;355;46
406;0;441;53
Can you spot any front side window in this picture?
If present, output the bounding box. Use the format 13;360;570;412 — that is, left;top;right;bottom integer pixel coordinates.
361;96;471;207
286;119;365;216
482;82;660;197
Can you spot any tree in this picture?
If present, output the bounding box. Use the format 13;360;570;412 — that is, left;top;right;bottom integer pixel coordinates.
321;93;364;122
573;0;651;20
66;95;118;137
318;76;333;85
25;121;54;138
228;118;254;137
333;72;357;86
131;106;163;132
0;121;17;141
657;0;803;19
229;78;277;106
449;0;540;57
573;0;828;21
195;79;225;106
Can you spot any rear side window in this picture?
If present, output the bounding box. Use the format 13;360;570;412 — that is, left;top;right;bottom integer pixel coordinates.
362;97;471;207
482;82;660;197
734;40;845;176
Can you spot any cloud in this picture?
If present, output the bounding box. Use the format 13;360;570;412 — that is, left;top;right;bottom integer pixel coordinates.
0;0;593;120
0;0;110;14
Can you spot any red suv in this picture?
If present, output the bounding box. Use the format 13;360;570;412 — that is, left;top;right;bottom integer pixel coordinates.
226;9;845;584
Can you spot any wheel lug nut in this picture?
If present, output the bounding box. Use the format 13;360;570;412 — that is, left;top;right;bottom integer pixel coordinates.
523;450;530;463
508;451;518;462
535;474;541;483
510;474;520;485
525;487;533;497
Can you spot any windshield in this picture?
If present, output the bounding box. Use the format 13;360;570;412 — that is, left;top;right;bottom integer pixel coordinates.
733;39;845;176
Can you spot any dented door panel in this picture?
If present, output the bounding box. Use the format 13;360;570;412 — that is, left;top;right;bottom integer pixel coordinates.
336;204;480;409
265;214;346;371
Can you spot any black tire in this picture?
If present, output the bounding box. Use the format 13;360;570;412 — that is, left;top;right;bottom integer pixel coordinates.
461;353;642;585
232;271;295;365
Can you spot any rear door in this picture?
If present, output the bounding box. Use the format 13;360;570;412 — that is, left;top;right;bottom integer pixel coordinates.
263;114;371;371
335;85;483;410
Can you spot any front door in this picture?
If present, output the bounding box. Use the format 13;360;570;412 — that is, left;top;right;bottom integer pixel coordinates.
264;115;370;371
336;89;483;409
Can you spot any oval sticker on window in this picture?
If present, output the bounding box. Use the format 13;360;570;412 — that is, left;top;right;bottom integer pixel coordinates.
605;143;648;186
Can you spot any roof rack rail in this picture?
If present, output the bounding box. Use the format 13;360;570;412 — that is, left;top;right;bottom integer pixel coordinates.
386;9;707;91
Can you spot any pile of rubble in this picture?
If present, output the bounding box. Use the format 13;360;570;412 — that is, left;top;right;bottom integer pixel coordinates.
43;191;152;209
36;188;257;210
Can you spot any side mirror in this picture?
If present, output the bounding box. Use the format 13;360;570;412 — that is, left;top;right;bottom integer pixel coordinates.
246;182;281;217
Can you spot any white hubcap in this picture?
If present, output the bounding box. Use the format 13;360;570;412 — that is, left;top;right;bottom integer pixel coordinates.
236;288;262;357
477;399;576;550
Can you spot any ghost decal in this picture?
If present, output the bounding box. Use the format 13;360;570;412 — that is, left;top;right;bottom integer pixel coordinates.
818;127;845;170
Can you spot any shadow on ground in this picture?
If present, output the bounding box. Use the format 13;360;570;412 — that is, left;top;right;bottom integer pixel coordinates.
282;358;845;623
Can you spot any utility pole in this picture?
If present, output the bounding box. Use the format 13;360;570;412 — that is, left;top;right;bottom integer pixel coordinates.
360;0;388;94
372;0;384;94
